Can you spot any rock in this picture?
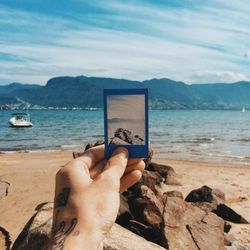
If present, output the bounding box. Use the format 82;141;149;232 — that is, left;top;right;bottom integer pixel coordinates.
213;204;249;224
127;220;149;237
124;170;185;244
0;179;10;199
127;220;160;244
224;221;232;233
110;128;144;145
109;137;131;145
185;186;248;224
146;162;181;185
186;185;215;203
161;197;224;250
12;202;165;250
224;241;250;250
128;185;164;228
213;188;226;203
164;190;183;199
12;202;53;250
189;203;236;233
224;233;236;246
73;140;104;158
116;195;132;227
84;139;104;151
104;223;165;250
131;170;163;194
143;148;154;168
0;226;11;250
190;201;217;213
114;128;133;144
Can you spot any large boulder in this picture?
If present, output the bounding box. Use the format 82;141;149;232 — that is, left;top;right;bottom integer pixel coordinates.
161;197;225;250
104;223;166;250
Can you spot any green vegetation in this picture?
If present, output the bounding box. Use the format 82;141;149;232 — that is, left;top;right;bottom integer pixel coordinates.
1;76;250;110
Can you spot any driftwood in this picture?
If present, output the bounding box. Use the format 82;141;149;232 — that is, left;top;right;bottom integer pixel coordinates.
0;178;10;199
0;226;11;250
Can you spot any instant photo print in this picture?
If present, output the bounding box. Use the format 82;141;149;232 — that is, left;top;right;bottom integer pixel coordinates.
104;89;148;158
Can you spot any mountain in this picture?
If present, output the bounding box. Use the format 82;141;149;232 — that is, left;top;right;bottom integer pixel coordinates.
0;83;41;105
0;82;41;94
1;76;250;109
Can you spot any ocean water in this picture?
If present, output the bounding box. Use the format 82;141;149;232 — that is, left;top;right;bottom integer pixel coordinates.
0;110;250;164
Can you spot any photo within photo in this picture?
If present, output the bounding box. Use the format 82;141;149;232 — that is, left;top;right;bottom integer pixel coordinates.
107;94;145;145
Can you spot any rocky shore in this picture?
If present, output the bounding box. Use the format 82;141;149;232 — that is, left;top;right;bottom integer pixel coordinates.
0;144;249;249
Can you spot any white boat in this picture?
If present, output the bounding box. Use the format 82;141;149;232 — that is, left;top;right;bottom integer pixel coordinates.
241;107;246;113
9;113;33;128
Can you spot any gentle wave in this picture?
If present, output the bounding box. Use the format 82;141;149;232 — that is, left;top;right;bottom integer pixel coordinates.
0;138;38;142
60;144;80;149
172;137;215;144
231;138;250;142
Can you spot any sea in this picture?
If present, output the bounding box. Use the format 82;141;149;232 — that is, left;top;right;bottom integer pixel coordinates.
1;110;250;164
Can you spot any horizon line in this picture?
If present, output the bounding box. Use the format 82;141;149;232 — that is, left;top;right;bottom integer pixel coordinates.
1;74;250;87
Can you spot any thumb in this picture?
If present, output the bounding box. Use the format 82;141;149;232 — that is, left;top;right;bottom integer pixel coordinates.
98;147;129;186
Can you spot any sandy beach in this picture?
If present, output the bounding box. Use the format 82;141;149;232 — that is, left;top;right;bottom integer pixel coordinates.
0;151;249;244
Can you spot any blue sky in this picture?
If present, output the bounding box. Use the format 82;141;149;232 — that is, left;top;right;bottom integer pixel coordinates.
0;0;250;85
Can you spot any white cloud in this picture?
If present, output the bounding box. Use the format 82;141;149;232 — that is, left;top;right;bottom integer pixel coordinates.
189;71;249;84
1;1;250;84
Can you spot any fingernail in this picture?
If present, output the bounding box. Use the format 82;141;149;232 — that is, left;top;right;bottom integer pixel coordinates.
113;147;128;158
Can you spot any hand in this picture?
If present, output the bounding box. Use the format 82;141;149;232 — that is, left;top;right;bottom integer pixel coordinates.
49;145;145;250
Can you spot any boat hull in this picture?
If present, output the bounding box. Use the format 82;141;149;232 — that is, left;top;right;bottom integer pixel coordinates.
9;122;32;128
9;117;33;128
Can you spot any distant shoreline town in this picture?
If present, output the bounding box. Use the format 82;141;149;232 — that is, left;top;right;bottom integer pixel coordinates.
0;104;101;111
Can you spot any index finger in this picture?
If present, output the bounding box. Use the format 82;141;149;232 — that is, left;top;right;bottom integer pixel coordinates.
74;144;105;170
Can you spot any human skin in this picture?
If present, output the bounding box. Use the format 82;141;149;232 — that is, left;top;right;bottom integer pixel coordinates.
49;145;145;250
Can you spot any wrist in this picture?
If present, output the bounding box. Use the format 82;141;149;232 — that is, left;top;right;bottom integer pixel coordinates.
63;233;103;250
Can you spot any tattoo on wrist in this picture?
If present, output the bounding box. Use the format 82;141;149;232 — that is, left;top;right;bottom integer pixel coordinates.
50;218;78;250
50;187;78;249
55;188;70;208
